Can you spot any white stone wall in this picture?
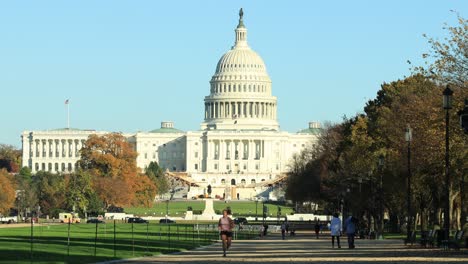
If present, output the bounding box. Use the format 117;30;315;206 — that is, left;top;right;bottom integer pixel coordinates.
134;132;186;171
21;129;107;173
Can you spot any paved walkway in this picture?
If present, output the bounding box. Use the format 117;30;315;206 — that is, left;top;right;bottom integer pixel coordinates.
116;232;467;264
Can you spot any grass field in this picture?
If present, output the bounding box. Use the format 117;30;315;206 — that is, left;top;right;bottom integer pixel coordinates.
0;222;258;264
125;200;294;217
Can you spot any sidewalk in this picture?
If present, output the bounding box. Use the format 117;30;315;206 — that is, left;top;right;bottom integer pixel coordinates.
115;231;467;264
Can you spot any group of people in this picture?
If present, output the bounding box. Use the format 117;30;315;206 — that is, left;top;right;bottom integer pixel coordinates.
330;212;357;249
280;221;296;239
218;209;359;257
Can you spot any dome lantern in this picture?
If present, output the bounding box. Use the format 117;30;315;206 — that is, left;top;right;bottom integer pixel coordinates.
234;8;248;48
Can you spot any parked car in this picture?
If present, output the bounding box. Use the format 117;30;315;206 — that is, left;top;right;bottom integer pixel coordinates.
86;218;105;224
234;217;248;225
127;217;148;224
159;218;176;224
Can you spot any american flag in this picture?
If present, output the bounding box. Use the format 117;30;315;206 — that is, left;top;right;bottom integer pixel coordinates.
65;99;69;104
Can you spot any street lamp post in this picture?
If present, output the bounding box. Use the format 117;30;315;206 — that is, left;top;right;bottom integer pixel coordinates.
442;85;453;242
378;155;385;240
405;124;413;242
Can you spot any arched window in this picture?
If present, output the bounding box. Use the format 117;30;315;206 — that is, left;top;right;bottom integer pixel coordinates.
241;179;246;185
251;179;256;184
231;179;236;185
221;179;226;184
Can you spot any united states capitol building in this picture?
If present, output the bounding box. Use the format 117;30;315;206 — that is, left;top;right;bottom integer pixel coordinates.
21;10;321;200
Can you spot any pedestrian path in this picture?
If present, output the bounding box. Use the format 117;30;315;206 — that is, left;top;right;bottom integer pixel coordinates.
116;232;467;264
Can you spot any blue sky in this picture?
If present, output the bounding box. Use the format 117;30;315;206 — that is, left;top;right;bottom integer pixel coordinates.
0;1;466;147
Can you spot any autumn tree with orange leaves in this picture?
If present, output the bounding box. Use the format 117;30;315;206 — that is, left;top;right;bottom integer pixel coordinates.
0;169;16;215
78;133;156;208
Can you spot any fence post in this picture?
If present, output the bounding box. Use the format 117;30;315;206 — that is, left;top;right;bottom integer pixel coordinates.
67;221;71;256
94;221;98;256
132;222;134;257
168;223;171;251
146;222;149;254
113;220;116;257
204;225;207;242
30;217;33;262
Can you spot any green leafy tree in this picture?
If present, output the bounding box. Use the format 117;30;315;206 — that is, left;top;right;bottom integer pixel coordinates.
145;161;169;195
64;170;93;215
32;171;66;217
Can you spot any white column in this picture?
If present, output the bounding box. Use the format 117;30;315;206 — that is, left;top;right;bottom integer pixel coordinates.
43;140;48;158
238;102;242;117
39;140;44;158
226;102;229;118
220;102;224;118
273;103;276;119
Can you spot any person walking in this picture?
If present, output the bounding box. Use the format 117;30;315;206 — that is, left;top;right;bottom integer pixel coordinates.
314;221;320;239
330;213;342;248
344;215;357;249
218;209;235;257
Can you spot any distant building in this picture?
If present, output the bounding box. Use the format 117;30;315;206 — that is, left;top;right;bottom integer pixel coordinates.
21;10;321;199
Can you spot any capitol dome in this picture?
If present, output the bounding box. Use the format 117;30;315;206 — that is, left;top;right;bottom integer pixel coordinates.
201;9;279;131
214;48;268;76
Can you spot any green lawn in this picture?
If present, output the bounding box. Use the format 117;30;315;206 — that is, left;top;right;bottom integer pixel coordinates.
126;200;294;217
0;222;257;264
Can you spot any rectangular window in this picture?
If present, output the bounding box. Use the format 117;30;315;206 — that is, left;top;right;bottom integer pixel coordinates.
144;153;148;159
226;142;230;159
255;142;260;160
255;164;259;170
194;164;198;170
243;142;248;159
214;164;218;170
194;152;198;158
214;143;219;159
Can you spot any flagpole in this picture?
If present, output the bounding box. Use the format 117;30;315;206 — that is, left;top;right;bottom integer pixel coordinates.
67;102;70;129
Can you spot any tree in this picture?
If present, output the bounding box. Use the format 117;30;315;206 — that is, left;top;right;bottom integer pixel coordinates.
78;133;156;208
417;13;468;228
64;170;93;214
31;171;66;217
0;144;21;173
418;13;467;89
145;161;169;195
0;169;16;215
15;166;36;219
